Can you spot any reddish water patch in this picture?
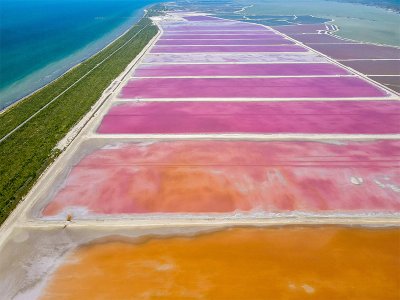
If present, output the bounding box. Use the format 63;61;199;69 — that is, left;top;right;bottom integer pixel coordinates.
42;141;400;217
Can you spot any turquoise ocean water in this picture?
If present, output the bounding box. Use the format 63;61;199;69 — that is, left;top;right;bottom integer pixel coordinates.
0;0;157;110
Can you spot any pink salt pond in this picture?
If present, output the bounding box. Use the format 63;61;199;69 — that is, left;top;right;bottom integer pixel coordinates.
150;45;306;53
162;25;265;31
119;77;389;99
156;39;294;45
133;63;350;77
142;53;327;64
160;34;279;39
183;16;220;21
97;101;400;135
42;140;400;217
161;30;270;35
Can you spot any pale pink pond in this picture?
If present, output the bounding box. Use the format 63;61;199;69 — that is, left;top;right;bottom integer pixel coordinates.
133;63;350;77
142;53;327;64
97;101;399;134
42;140;400;217
183;16;220;21
120;77;388;99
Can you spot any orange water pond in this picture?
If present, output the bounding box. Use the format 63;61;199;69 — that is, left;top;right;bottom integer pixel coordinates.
40;226;400;299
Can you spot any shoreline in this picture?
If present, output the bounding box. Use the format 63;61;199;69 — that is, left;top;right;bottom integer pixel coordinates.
0;5;153;113
0;5;161;225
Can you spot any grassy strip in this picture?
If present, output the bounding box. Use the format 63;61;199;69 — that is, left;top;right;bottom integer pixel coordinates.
0;5;164;224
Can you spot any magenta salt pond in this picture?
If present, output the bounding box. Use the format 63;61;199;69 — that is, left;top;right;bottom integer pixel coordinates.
97;101;400;134
156;39;294;45
120;77;388;99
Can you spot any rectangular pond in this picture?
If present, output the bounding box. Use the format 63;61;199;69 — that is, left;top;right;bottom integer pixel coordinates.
150;45;307;53
98;101;400;135
160;34;279;39
310;44;400;59
142;53;328;64
156;39;294;45
341;60;400;75
2;226;399;299
133;63;350;77
34;140;400;218
119;77;389;99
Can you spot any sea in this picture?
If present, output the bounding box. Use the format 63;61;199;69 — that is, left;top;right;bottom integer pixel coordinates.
0;0;158;110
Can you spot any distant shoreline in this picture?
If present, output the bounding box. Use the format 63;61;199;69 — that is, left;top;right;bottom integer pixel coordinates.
328;0;400;13
234;0;400;48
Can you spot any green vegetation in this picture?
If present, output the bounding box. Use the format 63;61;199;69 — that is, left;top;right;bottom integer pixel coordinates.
0;5;165;224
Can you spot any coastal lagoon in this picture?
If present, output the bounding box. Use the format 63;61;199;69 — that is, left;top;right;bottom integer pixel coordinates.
237;0;400;46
